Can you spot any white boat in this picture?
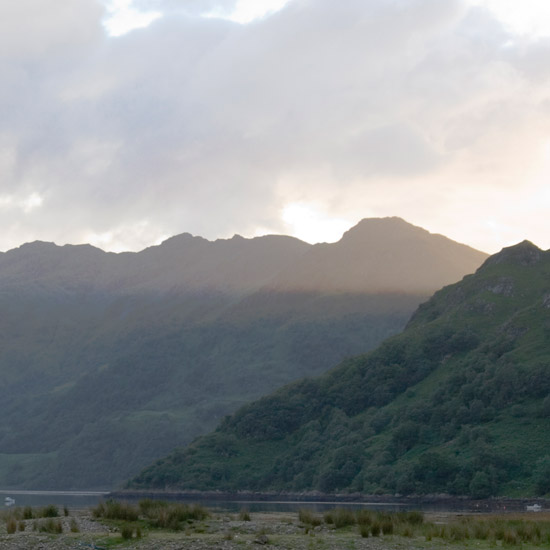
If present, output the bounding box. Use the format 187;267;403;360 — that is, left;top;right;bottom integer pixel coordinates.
526;504;542;512
4;497;15;506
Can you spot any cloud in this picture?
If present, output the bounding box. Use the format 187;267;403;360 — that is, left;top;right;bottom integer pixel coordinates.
0;0;103;61
1;0;550;253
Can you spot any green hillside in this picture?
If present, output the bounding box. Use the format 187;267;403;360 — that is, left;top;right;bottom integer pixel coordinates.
0;218;486;489
129;241;550;497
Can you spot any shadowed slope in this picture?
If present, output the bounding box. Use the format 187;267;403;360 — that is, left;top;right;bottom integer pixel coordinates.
0;218;487;489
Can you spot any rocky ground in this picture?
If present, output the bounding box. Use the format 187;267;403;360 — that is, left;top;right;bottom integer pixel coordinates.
0;510;447;550
1;509;547;549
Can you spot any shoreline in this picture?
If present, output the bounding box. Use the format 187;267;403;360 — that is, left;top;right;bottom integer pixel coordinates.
3;499;550;549
108;490;550;512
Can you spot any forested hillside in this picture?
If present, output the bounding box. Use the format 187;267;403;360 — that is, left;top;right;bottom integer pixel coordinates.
0;217;486;489
130;241;550;497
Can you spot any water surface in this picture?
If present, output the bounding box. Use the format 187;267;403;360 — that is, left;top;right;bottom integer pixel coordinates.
1;490;107;509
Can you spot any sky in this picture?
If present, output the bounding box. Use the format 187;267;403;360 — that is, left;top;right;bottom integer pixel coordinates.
1;0;550;254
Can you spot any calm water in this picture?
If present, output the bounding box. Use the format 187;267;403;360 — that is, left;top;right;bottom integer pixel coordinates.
0;490;108;510
0;491;411;512
1;490;538;514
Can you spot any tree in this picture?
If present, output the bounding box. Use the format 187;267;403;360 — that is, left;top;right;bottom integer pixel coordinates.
469;471;493;499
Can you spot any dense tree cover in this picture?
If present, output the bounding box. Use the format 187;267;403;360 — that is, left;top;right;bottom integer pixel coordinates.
0;304;415;489
0;218;487;489
130;242;550;497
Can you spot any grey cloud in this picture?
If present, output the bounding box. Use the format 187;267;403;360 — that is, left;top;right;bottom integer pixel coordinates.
0;0;549;250
508;39;550;83
0;0;104;60
340;125;442;178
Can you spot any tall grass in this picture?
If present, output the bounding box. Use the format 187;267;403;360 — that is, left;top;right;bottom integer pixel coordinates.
298;509;322;527
5;517;17;534
323;508;424;536
139;500;208;530
36;518;63;533
2;504;60;522
40;505;59;518
323;508;356;528
92;498;209;533
439;514;550;545
120;524;134;539
320;508;550;544
238;508;251;521
92;500;139;521
2;503;65;536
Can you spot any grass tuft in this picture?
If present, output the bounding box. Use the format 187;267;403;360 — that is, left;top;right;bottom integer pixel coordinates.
93;500;139;521
239;508;251;521
298;509;322;527
6;517;17;534
120;523;134;539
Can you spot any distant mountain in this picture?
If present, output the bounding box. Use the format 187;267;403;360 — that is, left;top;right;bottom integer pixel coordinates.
129;240;550;498
0;232;310;294
268;217;485;294
0;218;487;490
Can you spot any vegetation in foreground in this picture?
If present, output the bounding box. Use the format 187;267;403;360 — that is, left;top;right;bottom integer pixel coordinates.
130;241;550;497
4;501;550;548
1;504;71;535
93;498;209;533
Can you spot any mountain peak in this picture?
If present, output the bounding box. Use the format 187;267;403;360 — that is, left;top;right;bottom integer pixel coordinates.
267;217;487;295
481;240;543;269
340;217;424;242
156;232;208;250
16;240;58;252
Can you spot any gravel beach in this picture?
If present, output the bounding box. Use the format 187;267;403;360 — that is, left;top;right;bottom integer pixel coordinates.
2;508;549;549
0;510;456;550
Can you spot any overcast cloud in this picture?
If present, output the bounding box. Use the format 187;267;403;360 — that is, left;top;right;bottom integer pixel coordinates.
1;0;549;252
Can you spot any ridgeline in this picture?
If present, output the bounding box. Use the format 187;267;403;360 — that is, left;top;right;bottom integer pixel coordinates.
0;218;485;489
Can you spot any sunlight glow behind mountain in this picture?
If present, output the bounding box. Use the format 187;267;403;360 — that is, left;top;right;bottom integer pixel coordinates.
282;203;354;244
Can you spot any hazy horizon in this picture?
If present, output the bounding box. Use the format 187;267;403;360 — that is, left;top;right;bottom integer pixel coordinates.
0;215;528;256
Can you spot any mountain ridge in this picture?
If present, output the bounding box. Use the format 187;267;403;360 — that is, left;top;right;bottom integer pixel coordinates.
266;217;487;294
0;217;488;490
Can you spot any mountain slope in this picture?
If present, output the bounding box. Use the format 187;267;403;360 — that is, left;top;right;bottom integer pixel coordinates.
129;241;550;497
268;217;486;293
0;218;487;489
